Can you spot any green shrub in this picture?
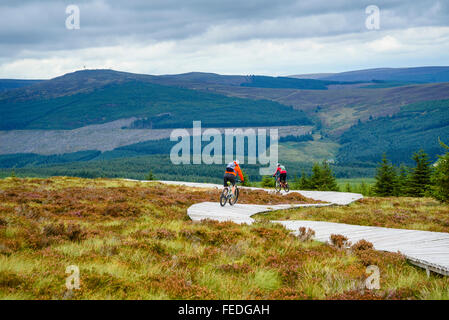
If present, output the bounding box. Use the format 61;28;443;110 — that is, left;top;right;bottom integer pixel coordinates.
432;140;449;202
261;176;275;188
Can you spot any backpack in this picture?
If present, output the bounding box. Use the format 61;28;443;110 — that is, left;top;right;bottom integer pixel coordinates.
226;161;236;172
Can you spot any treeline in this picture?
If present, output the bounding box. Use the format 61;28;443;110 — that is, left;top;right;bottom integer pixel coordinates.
0;152;377;184
0;137;272;168
260;161;339;191
0;151;101;168
279;134;313;143
373;141;449;202
240;75;361;90
342;181;374;197
241;76;333;90
338;99;449;165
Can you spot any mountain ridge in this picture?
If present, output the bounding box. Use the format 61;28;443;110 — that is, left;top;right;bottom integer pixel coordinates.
290;66;449;83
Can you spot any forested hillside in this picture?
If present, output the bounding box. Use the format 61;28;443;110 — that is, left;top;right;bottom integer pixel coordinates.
0;80;311;130
338;99;449;165
240;75;343;90
0;79;43;91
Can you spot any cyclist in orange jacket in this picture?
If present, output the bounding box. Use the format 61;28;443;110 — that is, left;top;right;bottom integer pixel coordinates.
224;160;244;196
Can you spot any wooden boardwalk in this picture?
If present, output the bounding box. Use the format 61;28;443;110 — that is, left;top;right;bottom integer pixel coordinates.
276;220;449;276
157;180;364;205
134;180;449;276
188;202;331;225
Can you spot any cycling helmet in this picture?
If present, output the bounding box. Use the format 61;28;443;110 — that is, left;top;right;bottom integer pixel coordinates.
277;163;280;167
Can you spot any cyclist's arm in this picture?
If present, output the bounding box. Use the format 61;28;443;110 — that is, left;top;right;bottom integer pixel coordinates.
236;165;244;181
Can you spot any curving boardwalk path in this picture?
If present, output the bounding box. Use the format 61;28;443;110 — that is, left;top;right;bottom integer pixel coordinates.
135;180;449;276
188;202;332;225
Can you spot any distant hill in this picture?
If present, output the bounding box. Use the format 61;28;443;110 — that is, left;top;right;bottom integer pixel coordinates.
157;72;247;86
0;69;347;103
0;79;43;91
288;73;336;80
240;75;341;90
317;66;449;83
155;72;355;90
0;70;312;130
0;69;156;101
211;81;449;135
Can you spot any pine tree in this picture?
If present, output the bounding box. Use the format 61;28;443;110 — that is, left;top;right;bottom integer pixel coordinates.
374;154;398;196
344;183;352;192
145;170;155;181
298;171;311;190
309;163;322;190
359;181;369;196
261;175;274;188
408;149;432;197
432;140;449;203
308;162;338;191
397;164;410;196
291;174;300;190
320;161;339;191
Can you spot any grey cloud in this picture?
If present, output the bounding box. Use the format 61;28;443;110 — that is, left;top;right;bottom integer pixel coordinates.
0;0;448;62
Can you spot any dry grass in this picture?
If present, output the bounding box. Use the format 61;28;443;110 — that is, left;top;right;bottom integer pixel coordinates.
0;177;448;300
256;197;449;233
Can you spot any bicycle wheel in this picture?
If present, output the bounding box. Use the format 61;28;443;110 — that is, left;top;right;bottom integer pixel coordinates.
229;187;239;206
220;188;228;207
274;180;281;192
284;182;290;193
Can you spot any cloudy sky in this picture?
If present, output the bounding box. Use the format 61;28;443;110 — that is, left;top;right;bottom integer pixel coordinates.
1;0;449;79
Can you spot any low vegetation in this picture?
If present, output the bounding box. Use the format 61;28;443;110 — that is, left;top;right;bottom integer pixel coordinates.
256;197;449;233
1;177;448;299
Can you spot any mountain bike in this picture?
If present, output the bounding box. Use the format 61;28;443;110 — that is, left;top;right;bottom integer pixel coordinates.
274;175;289;193
220;181;240;206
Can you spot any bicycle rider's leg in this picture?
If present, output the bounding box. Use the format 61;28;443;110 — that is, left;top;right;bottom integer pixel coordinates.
230;175;236;195
223;175;230;193
224;173;236;195
280;173;286;186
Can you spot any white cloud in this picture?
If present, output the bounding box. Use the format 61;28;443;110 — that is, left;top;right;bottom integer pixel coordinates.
367;35;403;52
